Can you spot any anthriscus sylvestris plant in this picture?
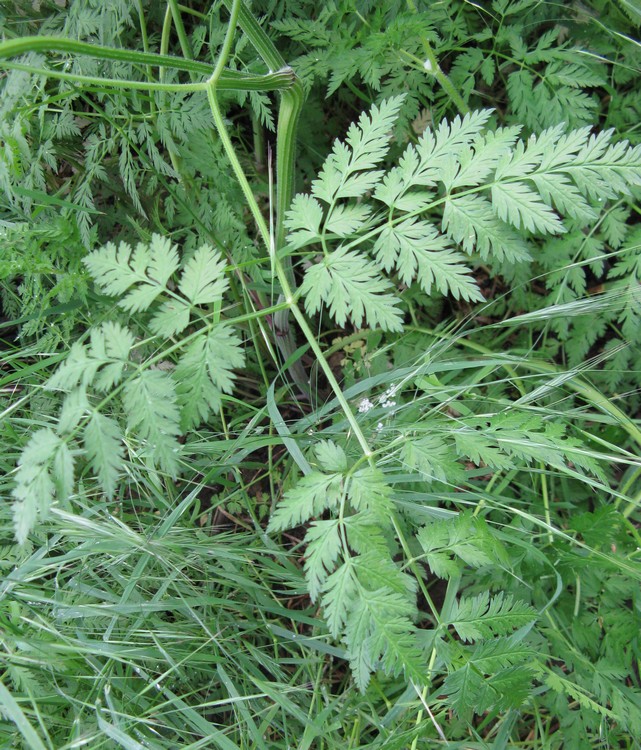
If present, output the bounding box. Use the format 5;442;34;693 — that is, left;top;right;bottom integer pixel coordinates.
2;0;641;747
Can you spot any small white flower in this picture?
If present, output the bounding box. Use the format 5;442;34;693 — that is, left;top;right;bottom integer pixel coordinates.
379;385;398;408
358;397;374;413
376;422;384;432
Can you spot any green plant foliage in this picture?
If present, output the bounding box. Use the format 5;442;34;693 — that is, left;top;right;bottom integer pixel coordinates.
10;234;243;543
288;99;641;336
3;0;641;747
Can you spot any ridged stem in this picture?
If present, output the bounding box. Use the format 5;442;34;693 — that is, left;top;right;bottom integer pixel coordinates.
405;0;469;116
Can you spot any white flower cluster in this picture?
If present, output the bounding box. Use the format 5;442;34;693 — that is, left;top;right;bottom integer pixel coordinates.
358;397;375;413
379;385;397;409
358;386;398;415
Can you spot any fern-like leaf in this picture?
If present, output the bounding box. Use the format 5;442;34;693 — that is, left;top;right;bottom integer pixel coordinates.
304;519;343;601
417;513;507;579
322;559;358;639
175;324;245;430
267;471;343;532
442;662;534;719
83;234;179;311
346;584;424;691
12;429;73;544
373;218;483;301
84;236;229;337
178;244;228;305
123;370;182;477
84;412;124;498
347;466;394;518
448;592;536;642
301;247;404;331
46;322;134;393
313;440;348;473
312;95;405;204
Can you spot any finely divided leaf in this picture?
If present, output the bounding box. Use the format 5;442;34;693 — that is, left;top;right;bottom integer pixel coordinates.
467;635;536;673
345;517;389;556
417;513;506;578
84;412;125;498
454;428;514;470
491;181;565;234
401;434;464;485
304;519;343;601
149;298;192;337
178;244;228;305
284;194;324;248
447;126;521;190
448;592;536;642
46;322;134;393
57;387;89;434
12;429;70;544
90;323;134;392
175;324;245;430
123;370;182;477
84;235;228;337
84;235;179;312
314;440;348;472
301;247;404;331
442;663;534;719
312;96;404;204
442;194;532;262
353;551;417;597
348;467;394;518
322;559;358;638
46;342;93;392
414;109;494;186
373;218;483;301
267;471;343;532
346;585;424;691
325;204;371;237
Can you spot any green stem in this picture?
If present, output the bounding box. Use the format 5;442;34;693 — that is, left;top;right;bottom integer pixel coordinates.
134;0;155;100
206;86;270;249
221;0;304;252
0;35;212;73
160;3;173;85
621;465;641;499
222;0;284;71
0;61;206;91
0;36;295;93
540;464;554;544
168;0;194;62
391;515;439;622
288;303;372;458
252;112;266;172
210;0;241;83
206;2;270;249
405;0;469;116
209;0;370;436
220;0;308;395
